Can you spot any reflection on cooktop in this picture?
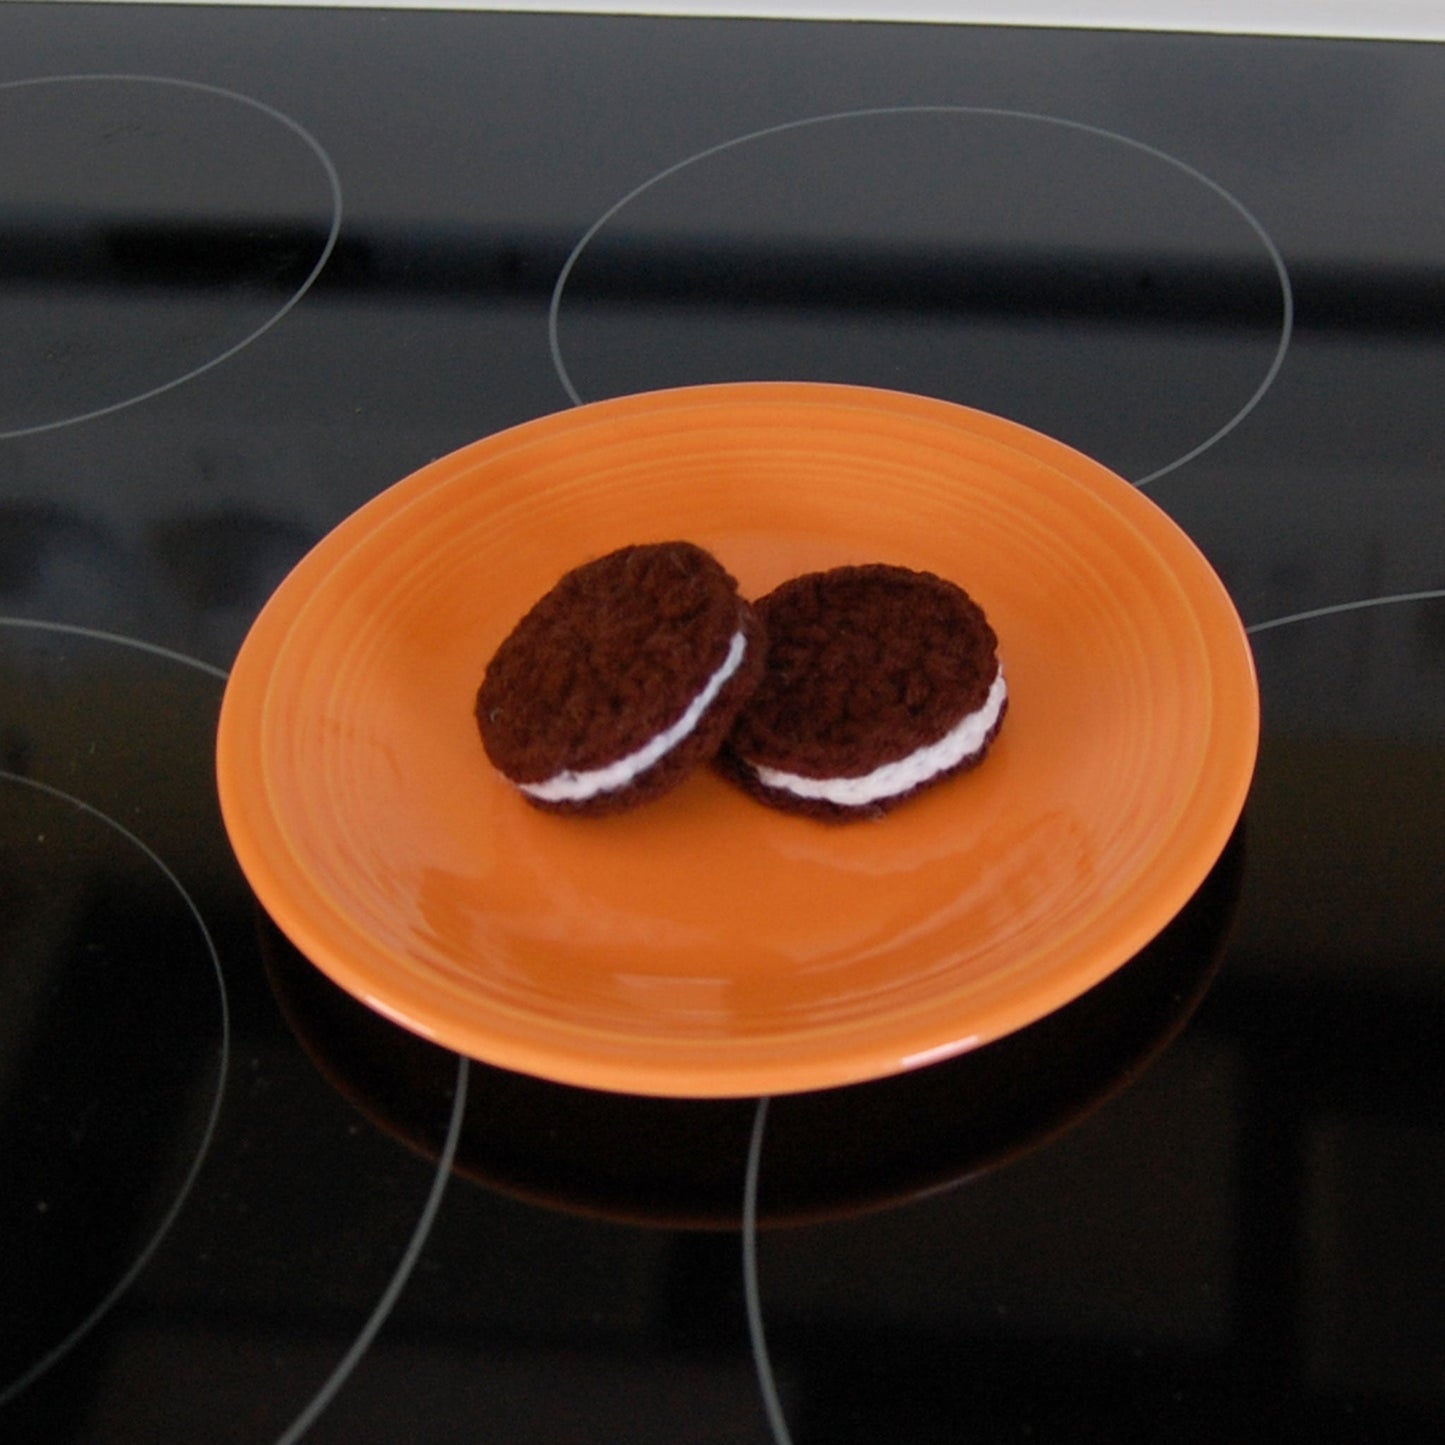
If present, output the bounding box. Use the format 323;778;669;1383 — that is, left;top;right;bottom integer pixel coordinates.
263;825;1243;1230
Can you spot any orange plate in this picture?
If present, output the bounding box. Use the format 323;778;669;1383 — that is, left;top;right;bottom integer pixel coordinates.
216;383;1258;1098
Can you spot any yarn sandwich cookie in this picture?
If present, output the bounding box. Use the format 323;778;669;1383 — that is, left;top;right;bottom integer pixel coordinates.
476;541;765;814
717;564;1006;820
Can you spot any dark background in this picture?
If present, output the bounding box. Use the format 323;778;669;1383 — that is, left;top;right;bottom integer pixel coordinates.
1;6;1442;1440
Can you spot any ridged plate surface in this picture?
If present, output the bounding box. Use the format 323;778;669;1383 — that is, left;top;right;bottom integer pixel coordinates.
217;383;1258;1097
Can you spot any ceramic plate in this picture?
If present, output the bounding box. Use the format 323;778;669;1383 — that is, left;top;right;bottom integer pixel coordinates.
217;382;1258;1097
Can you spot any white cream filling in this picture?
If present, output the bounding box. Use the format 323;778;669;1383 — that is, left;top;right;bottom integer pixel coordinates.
521;630;749;804
749;667;1007;808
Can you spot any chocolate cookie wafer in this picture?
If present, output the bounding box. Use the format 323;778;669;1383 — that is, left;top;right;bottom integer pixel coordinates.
717;564;1006;820
476;541;765;814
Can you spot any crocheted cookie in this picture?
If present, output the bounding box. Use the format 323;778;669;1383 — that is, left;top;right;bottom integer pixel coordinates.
476;541;765;814
717;564;1006;820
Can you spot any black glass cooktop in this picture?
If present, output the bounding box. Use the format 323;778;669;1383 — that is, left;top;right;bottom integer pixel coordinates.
2;5;1443;1441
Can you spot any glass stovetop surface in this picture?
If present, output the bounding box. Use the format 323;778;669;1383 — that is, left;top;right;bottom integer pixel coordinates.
1;5;1442;1441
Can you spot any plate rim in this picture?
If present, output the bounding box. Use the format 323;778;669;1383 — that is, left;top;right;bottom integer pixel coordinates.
217;381;1259;1097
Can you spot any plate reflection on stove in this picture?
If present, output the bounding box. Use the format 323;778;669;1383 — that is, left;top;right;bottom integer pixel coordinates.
260;824;1242;1230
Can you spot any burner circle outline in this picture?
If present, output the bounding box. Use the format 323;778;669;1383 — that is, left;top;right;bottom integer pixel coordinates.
0;767;231;1408
0;618;466;1431
548;104;1293;487
0;74;343;441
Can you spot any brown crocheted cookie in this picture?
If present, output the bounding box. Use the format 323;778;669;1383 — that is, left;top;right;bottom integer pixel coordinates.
476;541;765;814
716;564;1006;820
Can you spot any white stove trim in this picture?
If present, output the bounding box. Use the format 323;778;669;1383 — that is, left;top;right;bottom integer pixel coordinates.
67;1;1445;44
